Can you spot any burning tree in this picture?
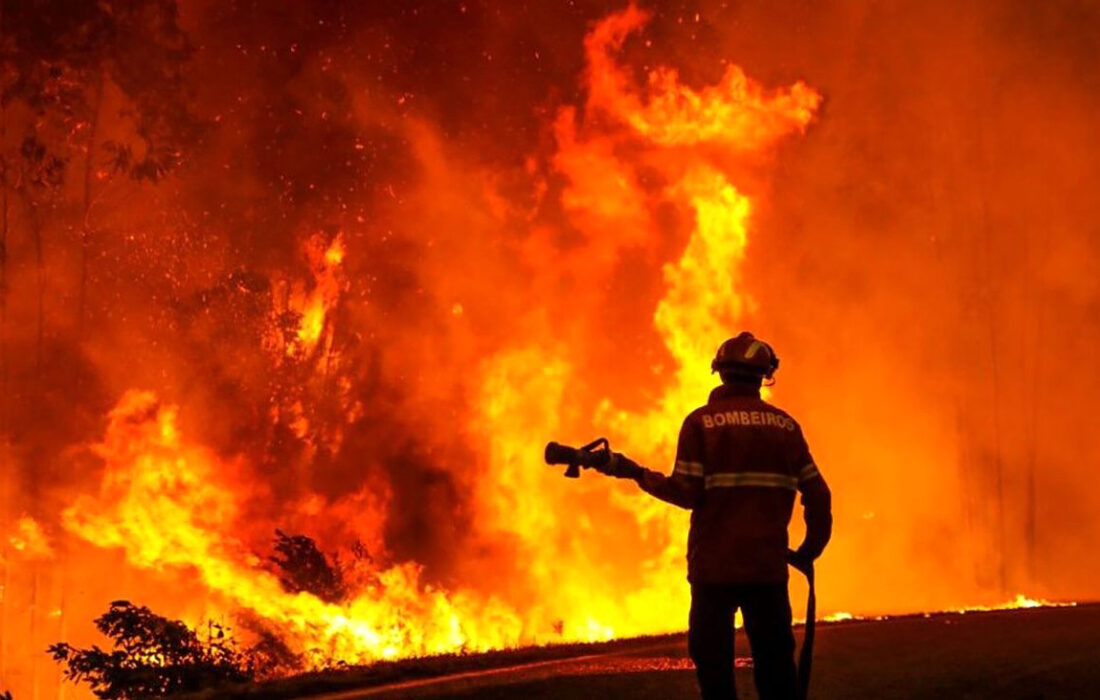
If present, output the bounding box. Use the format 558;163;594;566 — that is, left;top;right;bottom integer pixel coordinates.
269;529;349;604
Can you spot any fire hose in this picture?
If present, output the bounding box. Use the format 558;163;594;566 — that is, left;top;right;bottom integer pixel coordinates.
793;559;815;700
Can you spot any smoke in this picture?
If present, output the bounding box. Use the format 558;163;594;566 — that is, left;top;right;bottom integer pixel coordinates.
700;0;1100;604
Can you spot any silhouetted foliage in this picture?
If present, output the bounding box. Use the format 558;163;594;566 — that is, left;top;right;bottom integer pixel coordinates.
48;601;254;699
269;530;348;603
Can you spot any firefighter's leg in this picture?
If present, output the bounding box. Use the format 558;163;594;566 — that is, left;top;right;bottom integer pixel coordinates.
689;583;737;700
739;583;798;700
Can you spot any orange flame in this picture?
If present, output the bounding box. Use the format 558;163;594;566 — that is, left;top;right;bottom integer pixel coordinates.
64;391;525;665
61;5;821;669
471;4;818;642
585;4;820;149
287;233;346;358
1;9;1094;700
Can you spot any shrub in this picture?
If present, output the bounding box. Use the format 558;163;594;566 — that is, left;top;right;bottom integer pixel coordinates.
49;601;254;699
269;530;347;603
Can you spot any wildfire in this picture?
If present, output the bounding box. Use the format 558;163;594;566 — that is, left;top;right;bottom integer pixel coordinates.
818;594;1077;625
63;391;525;665
53;5;825;668
956;594;1076;613
1;5;1095;700
470;4;817;641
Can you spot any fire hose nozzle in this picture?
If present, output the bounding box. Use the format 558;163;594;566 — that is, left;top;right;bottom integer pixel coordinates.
544;438;611;478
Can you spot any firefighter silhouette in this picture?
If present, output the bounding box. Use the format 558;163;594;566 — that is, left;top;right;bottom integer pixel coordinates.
593;332;833;700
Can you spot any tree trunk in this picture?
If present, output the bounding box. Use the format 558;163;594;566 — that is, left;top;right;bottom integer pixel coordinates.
976;122;1008;595
78;70;106;339
1024;258;1047;582
0;1;8;683
30;565;39;700
985;294;1007;594
57;564;68;700
0;548;7;690
31;203;44;370
1;114;8;431
0;23;8;434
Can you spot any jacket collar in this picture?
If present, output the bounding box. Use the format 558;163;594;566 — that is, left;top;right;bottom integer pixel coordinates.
708;382;761;402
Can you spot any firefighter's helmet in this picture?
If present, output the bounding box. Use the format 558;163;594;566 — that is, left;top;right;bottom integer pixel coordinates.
711;332;780;379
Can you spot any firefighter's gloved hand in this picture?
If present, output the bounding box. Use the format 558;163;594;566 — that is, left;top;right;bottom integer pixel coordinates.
787;548;815;576
594;452;644;480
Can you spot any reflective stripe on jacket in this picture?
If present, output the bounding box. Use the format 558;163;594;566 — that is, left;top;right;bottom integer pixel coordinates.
637;383;832;584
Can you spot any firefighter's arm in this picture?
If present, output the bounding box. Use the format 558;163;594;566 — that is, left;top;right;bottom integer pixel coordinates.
594;453;703;509
635;464;704;510
605;415;704;510
794;459;832;561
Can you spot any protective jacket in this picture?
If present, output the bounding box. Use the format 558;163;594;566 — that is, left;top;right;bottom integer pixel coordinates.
636;383;832;584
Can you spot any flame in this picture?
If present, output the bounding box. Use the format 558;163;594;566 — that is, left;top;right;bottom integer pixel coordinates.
467;4;817;642
287;233;346;358
585;4;820;149
812;594;1077;625
52;6;823;667
955;594;1076;613
819;595;1077;625
7;516;54;561
2;7;1096;700
63;391;525;665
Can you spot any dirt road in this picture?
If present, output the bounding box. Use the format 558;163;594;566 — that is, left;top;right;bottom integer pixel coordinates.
296;604;1100;700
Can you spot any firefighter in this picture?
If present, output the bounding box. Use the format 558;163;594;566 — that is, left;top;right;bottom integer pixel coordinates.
594;332;832;700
